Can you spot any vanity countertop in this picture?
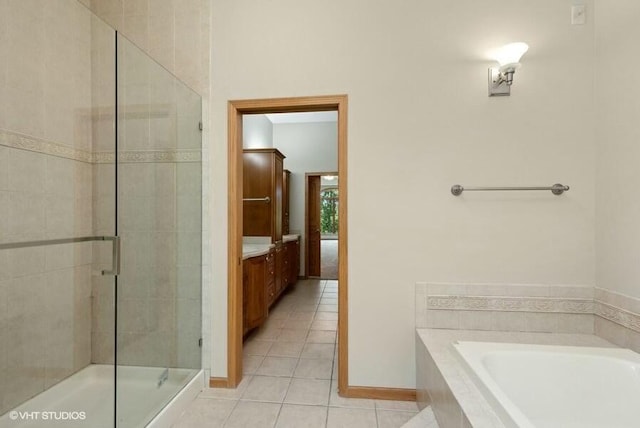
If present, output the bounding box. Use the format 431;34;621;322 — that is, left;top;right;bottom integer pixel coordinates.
242;244;274;260
283;234;300;243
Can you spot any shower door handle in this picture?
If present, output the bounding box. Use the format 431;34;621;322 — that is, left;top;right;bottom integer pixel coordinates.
101;236;121;276
0;235;121;277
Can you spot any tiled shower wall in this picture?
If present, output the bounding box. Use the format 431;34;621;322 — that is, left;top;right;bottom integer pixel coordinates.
0;0;96;414
1;0;205;414
82;0;212;374
80;0;210;97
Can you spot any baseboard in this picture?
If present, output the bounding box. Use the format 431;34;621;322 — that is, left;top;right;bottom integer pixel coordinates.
209;377;230;388
341;386;416;401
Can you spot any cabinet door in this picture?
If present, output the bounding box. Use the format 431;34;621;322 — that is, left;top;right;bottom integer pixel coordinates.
243;152;273;237
282;242;290;290
242;261;250;334
288;239;299;285
283;170;291;235
274;155;283;241
244;255;268;333
274;243;283;294
266;250;276;306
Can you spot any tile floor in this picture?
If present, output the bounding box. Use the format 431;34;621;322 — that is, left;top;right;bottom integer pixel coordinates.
320;240;338;280
174;279;422;428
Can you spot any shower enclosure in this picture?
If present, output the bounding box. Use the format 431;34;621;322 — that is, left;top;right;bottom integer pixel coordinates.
0;1;202;427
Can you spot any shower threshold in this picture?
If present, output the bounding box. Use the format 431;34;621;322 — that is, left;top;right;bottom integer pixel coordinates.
0;365;203;428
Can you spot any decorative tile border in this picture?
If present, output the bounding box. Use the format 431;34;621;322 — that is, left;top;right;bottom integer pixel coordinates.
427;295;594;314
0;129;201;164
595;301;640;334
93;150;201;163
0;128;93;163
417;283;640;334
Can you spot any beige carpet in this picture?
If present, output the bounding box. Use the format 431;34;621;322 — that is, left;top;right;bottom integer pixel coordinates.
320;240;338;279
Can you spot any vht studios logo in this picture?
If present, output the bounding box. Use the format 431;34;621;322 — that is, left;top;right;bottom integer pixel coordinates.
9;411;86;421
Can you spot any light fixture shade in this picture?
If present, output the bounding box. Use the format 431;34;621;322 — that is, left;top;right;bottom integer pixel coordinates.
494;42;529;70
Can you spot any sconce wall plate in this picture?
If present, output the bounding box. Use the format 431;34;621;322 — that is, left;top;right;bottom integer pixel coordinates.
488;67;510;96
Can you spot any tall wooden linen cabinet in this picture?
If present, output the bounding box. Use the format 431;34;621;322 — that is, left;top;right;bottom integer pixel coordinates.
243;148;285;242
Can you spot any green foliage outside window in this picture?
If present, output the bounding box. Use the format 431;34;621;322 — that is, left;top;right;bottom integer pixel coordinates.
320;188;339;234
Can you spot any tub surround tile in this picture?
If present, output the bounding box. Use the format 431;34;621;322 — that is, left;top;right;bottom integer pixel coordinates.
594;292;640;334
416;283;613;336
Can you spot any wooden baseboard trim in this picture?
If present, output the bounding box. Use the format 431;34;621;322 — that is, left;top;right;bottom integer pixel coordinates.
341;386;416;401
209;377;230;388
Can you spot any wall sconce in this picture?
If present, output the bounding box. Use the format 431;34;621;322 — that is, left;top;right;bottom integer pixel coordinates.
488;42;529;97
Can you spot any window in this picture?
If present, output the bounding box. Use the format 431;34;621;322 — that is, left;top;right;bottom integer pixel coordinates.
320;188;338;235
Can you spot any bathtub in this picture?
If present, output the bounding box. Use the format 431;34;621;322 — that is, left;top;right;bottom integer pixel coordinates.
453;341;640;428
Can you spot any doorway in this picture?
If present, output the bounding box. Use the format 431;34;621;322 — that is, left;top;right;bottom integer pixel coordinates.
224;96;349;396
306;172;339;280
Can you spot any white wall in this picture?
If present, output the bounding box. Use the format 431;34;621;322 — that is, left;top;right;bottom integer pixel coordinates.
210;0;597;387
272;122;338;274
595;1;640;300
243;114;273;149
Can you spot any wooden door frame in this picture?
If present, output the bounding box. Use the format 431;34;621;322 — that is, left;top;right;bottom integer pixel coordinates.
305;171;338;279
223;95;349;395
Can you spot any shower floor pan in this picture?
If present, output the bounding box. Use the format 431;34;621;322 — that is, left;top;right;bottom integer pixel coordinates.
0;365;202;428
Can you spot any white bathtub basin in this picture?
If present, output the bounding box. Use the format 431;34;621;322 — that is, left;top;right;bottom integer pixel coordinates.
453;341;640;428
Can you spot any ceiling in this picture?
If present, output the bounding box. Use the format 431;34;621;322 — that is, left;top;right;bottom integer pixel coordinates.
265;111;337;124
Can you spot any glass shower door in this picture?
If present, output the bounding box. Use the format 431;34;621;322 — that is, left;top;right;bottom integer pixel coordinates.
0;2;118;427
115;34;202;427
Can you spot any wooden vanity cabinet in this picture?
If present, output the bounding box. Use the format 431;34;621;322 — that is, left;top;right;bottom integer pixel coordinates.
243;149;285;242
